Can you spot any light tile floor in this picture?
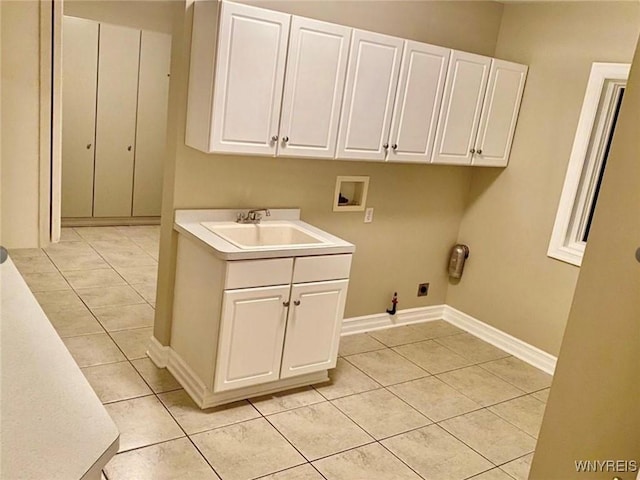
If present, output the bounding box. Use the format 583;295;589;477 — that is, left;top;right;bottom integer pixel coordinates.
12;226;553;480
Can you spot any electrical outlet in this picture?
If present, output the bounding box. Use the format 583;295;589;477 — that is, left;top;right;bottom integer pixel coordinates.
364;207;374;223
417;283;429;297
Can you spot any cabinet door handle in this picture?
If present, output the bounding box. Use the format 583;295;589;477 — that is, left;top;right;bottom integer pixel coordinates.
470;148;476;154
293;300;301;306
127;145;132;151
392;144;398;150
271;135;278;142
283;301;290;307
282;136;289;143
86;143;92;150
476;149;483;154
383;143;389;150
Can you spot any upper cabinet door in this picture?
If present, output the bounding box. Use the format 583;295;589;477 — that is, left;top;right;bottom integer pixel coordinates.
387;41;450;163
61;16;99;218
278;17;351;159
336;30;404;161
93;24;140;217
210;2;290;156
472;60;527;167
431;50;492;165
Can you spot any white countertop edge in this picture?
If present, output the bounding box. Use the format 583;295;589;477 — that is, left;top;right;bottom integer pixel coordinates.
174;209;355;260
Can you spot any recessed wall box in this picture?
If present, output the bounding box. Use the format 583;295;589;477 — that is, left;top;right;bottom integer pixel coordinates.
333;176;369;212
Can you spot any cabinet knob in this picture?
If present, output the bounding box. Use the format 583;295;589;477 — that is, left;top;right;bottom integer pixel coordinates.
86;143;92;150
392;144;398;150
283;301;290;307
282;136;289;143
476;149;483;154
127;145;132;151
383;143;389;150
293;300;301;306
470;148;476;154
271;135;278;142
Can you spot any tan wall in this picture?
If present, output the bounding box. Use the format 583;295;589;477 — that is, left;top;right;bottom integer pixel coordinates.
446;2;640;355
153;0;505;344
64;0;175;33
530;32;640;479
1;1;42;248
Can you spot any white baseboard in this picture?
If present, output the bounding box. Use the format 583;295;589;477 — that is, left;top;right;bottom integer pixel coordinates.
442;305;557;375
341;304;557;376
146;335;170;368
341;305;445;335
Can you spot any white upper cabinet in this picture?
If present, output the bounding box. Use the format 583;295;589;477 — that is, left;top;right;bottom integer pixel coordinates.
278;17;351;159
432;50;492;165
209;2;290;155
336;30;404;161
387;41;450;163
472;59;528;167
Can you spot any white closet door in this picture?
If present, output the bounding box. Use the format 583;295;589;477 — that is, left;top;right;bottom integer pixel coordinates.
93;24;140;217
431;50;491;165
336;30;404;161
387;41;450;163
61;16;98;218
132;30;171;217
277;17;351;159
472;60;528;167
210;2;290;156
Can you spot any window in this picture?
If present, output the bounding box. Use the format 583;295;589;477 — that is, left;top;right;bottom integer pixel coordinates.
548;63;629;266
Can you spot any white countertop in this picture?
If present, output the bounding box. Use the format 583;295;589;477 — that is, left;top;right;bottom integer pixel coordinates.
0;256;119;480
174;209;355;260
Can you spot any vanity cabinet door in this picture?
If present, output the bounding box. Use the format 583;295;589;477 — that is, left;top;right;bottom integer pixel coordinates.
277;17;351;159
431;50;492;165
214;285;290;392
209;2;290;156
472;59;527;167
387;41;450;164
280;279;348;379
336;30;404;161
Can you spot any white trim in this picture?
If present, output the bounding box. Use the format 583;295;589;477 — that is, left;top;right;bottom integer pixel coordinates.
166;348;328;408
548;62;629;267
442;305;556;375
146;335;170;368
340;305;445;335
340;305;556;375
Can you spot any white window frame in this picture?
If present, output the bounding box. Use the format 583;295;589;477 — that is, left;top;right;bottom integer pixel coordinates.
548;62;629;267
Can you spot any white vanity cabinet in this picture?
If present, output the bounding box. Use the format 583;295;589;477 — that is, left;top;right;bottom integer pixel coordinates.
187;1;351;158
169;230;351;408
431;52;527;167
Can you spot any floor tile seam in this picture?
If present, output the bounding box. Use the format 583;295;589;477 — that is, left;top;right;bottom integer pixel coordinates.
436;410;535;466
37;247;87;294
433;366;528;403
248;393;326;417
98;389;155;406
483;405;541;441
364;329;466;349
493;450;535;469
374;437;434;480
249;462;329;480
331;384;437;429
474;361;551;392
461;465;511;480
340;348;426;386
127;358;183;397
261;408;370;464
310;357;383;400
431;335;512;364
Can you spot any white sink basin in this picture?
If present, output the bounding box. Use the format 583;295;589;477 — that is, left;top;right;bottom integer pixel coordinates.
201;221;331;249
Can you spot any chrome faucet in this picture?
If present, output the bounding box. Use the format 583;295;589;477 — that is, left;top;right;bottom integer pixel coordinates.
236;208;271;224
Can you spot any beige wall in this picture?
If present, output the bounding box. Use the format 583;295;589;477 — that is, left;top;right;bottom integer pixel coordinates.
153;0;504;344
446;2;640;355
1;1;42;248
64;0;175;33
530;32;640;479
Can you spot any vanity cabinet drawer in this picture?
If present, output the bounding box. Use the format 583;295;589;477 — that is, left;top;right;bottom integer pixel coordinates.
225;258;293;289
293;254;352;283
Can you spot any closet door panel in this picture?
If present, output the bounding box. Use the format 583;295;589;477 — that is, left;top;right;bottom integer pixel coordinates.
93;24;140;217
278;17;351;159
133;31;171;217
61;16;98;218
